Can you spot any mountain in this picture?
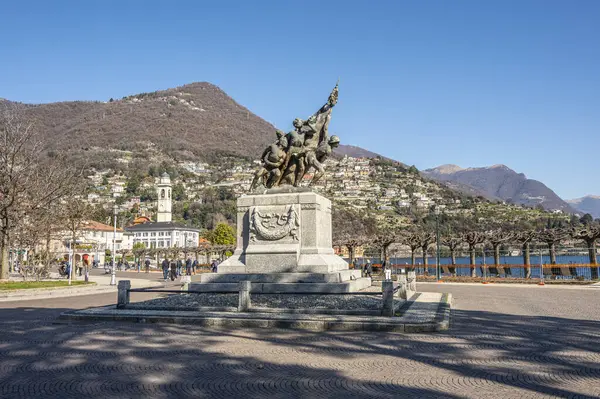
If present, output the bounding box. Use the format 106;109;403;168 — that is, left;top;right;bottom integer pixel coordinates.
9;82;367;164
422;164;575;213
566;196;600;218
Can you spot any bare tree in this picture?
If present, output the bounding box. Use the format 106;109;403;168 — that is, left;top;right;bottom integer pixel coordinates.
60;194;92;282
0;106;79;279
538;227;568;266
571;224;600;279
332;208;375;267
417;230;435;267
515;230;537;278
399;230;422;266
441;234;462;272
485;229;515;274
461;231;486;277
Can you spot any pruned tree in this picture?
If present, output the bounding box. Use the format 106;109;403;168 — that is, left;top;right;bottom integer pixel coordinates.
485;229;515;269
441;234;462;267
571;223;600;279
0;106;79;279
332;208;376;267
461;231;486;277
537;227;568;265
514;218;543;278
373;225;398;266
399;230;422;266
417;230;435;267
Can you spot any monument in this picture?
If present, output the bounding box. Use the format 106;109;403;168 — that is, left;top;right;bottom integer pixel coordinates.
197;83;371;293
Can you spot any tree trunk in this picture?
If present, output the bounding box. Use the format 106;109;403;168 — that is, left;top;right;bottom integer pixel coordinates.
587;239;597;265
348;246;355;268
0;231;9;280
469;244;476;277
493;244;501;266
421;245;428;266
522;242;531;278
450;248;456;265
410;249;416;266
548;242;557;265
588;239;598;280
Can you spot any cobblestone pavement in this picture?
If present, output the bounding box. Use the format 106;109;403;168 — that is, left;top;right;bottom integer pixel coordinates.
0;284;599;398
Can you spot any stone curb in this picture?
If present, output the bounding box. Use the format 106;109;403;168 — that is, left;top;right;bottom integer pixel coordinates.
59;293;453;333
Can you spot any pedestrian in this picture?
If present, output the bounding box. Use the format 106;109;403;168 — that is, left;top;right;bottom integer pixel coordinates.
170;259;177;281
185;257;192;276
384;260;392;281
145;258;151;273
136;260;141;273
192;259;198;275
365;260;373;278
161;258;169;281
176;258;183;276
211;259;218;273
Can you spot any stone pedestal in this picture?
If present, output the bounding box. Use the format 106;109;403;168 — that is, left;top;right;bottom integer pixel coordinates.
198;190;370;292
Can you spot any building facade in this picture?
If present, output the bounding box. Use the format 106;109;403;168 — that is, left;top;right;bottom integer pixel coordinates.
126;173;201;249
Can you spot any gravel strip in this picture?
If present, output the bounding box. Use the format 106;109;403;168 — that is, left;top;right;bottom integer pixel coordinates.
127;293;384;310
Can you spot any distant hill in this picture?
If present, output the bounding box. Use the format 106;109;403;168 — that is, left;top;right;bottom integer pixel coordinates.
422;164;575;213
8;82;372;164
566;196;600;218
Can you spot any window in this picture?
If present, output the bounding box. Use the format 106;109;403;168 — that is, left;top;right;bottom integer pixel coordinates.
143;233;148;237
166;241;170;247
158;241;164;248
161;189;165;199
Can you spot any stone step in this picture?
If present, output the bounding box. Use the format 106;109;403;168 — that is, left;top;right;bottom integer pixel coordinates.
190;278;372;294
200;270;362;284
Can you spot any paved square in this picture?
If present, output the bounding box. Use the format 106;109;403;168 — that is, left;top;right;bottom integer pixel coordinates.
1;282;599;398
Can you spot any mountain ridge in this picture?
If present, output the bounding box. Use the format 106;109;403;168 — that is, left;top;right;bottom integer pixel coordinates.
566;195;600;218
423;163;575;213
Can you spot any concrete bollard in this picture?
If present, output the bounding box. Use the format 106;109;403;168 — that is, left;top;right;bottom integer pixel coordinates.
382;280;394;317
117;280;131;309
407;270;417;298
181;275;191;291
238;281;251;312
397;273;408;300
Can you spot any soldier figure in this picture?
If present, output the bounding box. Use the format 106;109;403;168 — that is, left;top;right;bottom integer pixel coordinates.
250;130;288;190
249;82;340;191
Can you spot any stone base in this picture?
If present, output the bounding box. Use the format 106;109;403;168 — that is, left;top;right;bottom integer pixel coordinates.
204;190;371;293
198;270;371;293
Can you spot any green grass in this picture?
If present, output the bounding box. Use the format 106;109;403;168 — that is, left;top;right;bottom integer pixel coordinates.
0;281;96;290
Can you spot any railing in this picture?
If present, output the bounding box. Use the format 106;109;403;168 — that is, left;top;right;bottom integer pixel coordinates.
389;264;599;281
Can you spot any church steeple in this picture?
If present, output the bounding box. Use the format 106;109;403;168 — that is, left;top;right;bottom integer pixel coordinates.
156;173;172;222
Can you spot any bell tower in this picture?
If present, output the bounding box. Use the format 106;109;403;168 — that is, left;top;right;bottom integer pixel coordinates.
156;173;172;222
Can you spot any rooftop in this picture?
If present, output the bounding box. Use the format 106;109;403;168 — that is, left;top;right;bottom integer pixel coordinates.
125;221;201;232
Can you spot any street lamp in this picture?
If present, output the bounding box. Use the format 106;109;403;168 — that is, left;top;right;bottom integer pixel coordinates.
110;204;117;286
435;206;441;282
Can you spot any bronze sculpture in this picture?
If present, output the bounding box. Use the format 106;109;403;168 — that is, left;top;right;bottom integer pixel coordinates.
250;82;340;191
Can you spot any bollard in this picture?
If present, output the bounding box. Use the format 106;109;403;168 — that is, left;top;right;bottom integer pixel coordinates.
181;275;191;291
397;273;408;300
238;281;251;312
117;280;131;309
407;270;417;295
382;280;394;317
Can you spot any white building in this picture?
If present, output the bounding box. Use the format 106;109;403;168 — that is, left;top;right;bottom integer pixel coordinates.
126;173;201;249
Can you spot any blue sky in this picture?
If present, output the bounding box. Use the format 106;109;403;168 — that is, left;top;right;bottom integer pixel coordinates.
1;0;599;199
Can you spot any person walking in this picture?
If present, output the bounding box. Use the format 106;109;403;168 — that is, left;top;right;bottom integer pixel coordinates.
185;257;192;276
161;258;169;281
176;259;183;277
192;259;198;275
365;260;373;279
145;258;151;274
211;259;218;273
170;259;177;281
